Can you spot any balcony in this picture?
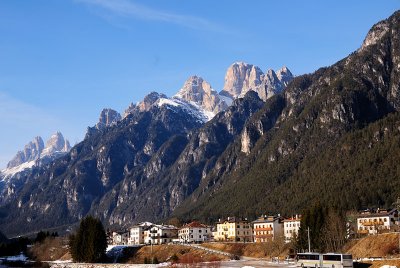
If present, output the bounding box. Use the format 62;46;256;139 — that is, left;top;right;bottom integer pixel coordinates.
254;234;273;238
362;221;384;226
255;227;273;231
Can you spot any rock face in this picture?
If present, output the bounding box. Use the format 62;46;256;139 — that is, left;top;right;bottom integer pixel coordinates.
96;109;122;130
123;92;167;118
360;20;390;51
41;132;71;158
220;62;294;101
0;132;72;207
6;137;44;169
5;133;71;171
175;76;229;114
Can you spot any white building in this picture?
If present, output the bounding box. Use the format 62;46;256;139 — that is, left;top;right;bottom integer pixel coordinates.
357;209;398;235
252;215;283;242
112;231;129;245
283;215;301;242
178;221;212;243
128;222;154;245
145;224;178;245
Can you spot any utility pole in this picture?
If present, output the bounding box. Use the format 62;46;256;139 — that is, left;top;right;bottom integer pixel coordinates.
307;227;311;252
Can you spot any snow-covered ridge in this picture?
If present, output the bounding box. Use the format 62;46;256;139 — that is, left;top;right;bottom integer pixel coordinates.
1;160;36;180
157;97;215;123
1;132;71;180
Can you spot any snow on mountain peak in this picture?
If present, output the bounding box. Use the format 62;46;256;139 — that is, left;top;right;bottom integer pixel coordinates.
6;136;44;169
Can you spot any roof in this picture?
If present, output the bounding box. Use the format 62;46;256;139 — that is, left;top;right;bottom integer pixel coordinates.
252;215;282;224
130;221;155;229
217;217;249;224
357;208;397;218
181;221;208;229
283;217;302;222
153;224;178;230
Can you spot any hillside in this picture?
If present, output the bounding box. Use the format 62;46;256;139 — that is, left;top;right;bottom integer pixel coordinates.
173;10;400;220
346;233;400;258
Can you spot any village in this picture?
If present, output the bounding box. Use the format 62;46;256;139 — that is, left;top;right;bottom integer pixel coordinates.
109;208;399;246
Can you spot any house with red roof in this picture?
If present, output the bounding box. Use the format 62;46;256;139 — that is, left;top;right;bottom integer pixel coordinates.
178;221;212;243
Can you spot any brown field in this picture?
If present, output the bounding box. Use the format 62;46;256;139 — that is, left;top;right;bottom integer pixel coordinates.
27;237;70;261
346;233;400;258
126;244;229;264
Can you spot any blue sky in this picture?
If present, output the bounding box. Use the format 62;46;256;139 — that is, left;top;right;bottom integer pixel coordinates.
0;0;399;169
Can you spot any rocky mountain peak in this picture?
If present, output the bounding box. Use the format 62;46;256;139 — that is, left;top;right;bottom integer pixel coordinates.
221;62;262;99
139;92;167;112
96;108;122;130
175;75;228;114
360;20;390;52
276;66;293;87
41;132;71;157
6;136;44;169
222;62;293;101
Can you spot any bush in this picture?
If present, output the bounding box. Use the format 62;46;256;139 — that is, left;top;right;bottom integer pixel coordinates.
69;216;107;263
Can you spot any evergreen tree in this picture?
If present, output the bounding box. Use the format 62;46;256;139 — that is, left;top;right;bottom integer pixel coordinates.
297;203;327;252
69;216;107;263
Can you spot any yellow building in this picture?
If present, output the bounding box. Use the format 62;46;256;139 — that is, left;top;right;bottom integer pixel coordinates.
214;217;252;242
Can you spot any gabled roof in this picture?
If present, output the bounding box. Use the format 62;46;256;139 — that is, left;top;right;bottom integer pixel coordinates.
217;217;249;224
357;208;398;218
283;216;302;222
180;221;208;229
130;221;154;229
252;215;282;224
153;224;178;230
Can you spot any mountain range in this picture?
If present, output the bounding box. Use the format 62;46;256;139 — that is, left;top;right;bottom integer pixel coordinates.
1;11;400;236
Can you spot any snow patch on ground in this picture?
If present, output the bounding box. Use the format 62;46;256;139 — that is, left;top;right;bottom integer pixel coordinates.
0;253;28;261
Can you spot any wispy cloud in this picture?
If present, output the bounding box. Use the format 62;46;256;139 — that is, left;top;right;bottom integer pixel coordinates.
77;0;229;33
0;92;58;127
0;92;61;169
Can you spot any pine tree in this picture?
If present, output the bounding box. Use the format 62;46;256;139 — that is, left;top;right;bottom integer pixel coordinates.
69;216;107;263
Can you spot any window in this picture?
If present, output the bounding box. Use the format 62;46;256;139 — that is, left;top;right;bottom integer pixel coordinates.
199;230;202;233
323;255;341;261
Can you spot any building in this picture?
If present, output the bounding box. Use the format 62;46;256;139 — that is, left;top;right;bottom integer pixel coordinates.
128;222;154;245
178;221;212;243
252;215;283;243
283;215;301;242
145;224;178;244
214;217;252;242
112;230;129;245
357;208;398;235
